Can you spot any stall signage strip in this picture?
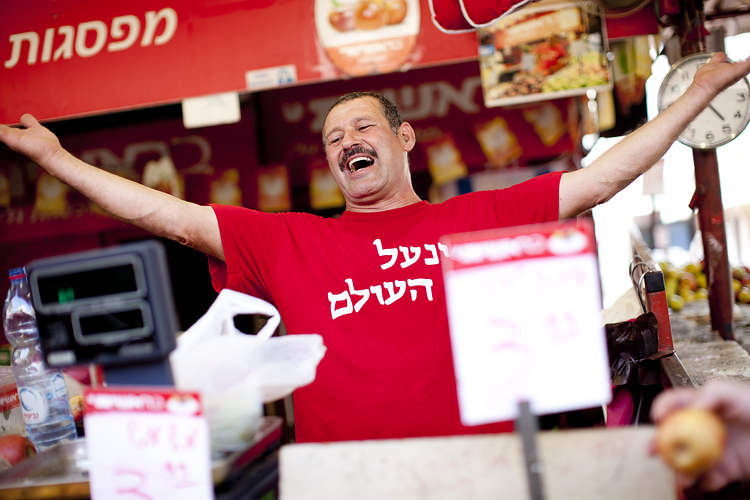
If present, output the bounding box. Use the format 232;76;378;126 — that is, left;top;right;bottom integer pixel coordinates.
0;0;479;123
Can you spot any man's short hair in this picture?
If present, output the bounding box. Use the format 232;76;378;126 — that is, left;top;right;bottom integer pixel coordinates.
324;92;402;142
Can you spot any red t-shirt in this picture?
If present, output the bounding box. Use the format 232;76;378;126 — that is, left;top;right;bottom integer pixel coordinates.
209;171;563;442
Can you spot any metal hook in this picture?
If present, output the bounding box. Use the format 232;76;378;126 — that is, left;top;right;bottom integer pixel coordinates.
629;258;647;290
629;255;644;275
629;257;648;314
637;272;649;314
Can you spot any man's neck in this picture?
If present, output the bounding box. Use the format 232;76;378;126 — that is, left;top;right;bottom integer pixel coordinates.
345;191;422;213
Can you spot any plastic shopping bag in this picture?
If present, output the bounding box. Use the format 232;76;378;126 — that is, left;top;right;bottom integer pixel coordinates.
170;289;326;451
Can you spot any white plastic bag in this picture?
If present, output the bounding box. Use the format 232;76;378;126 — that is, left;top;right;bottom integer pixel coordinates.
170;289;326;451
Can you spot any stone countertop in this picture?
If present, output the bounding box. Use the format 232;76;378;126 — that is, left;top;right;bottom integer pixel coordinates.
669;301;750;386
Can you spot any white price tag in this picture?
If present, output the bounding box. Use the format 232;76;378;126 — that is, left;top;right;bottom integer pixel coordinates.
441;220;612;425
245;65;298;91
182;92;241;129
84;387;214;500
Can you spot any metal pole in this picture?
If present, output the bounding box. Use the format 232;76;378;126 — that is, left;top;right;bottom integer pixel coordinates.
679;0;735;339
691;149;735;339
517;401;545;500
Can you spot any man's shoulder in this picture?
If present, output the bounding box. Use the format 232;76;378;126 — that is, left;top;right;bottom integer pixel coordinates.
212;204;328;220
432;172;563;208
435;189;495;207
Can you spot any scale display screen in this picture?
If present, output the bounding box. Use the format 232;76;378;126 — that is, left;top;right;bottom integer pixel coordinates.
73;302;153;346
30;254;147;315
26;240;177;377
79;308;145;335
36;264;140;306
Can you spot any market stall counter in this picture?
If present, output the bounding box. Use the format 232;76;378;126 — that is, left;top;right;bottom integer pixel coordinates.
0;416;283;500
628;232;750;500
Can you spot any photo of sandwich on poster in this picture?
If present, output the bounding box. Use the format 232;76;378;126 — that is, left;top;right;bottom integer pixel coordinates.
477;0;612;107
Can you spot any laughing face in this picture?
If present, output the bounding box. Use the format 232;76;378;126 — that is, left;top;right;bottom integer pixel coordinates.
323;96;419;212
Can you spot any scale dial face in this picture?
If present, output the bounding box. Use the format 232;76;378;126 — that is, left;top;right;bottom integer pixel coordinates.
657;52;750;149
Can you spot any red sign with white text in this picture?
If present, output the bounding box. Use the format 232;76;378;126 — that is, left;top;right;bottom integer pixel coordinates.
0;382;20;412
441;220;598;272
0;104;258;245
1;0;479;124
257;60;578;179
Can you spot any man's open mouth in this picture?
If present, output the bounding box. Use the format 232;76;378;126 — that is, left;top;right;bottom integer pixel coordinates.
340;146;378;173
347;156;374;172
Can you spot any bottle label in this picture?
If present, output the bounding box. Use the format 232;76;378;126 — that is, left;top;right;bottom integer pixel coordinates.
18;386;50;424
0;382;20;412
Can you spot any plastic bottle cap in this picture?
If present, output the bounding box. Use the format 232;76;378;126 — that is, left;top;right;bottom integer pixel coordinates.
8;268;26;281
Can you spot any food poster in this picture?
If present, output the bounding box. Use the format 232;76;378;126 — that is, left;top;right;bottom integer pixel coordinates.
34;171;71;216
309;160;345;209
424;132;469;185
314;0;421;76
474;116;524;168
477;0;612;108
210;168;243;206
257;164;292;212
600;35;656;137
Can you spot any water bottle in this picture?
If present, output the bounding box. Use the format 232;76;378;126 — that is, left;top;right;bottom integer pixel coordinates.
2;267;76;451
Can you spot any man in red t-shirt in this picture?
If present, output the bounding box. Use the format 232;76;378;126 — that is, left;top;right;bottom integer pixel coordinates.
207;170;561;442
0;53;748;443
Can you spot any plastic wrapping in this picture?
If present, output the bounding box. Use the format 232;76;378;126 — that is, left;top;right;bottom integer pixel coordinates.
170;290;326;452
605;312;669;387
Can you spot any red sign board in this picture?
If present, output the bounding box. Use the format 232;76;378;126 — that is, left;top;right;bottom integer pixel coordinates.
257;60;578;179
1;0;479;124
0;105;259;245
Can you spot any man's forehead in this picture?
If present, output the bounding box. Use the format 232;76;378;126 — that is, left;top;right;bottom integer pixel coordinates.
324;96;383;130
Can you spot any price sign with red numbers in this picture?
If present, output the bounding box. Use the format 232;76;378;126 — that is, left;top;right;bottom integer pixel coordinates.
83;387;214;500
441;219;612;426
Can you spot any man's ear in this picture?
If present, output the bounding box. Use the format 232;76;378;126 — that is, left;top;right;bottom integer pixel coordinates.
399;122;416;152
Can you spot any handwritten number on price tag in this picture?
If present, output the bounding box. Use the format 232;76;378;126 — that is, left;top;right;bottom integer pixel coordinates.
165;461;199;489
114;469;152;500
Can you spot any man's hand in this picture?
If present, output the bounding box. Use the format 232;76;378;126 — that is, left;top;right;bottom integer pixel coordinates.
651;379;750;491
0;113;224;260
0;114;64;166
558;51;749;220
690;52;750;103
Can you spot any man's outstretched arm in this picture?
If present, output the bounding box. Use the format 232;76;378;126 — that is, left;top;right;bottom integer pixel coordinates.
558;52;750;220
0;114;225;260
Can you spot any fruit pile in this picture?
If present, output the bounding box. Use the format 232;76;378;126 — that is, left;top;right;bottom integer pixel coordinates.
0;434;36;470
656;407;727;476
659;262;750;312
70;395;85;434
0;396;84;471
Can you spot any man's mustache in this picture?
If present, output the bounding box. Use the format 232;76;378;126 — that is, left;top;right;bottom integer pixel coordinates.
340;145;378;171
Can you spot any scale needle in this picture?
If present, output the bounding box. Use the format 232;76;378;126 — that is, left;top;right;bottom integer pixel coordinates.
709;104;725;121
